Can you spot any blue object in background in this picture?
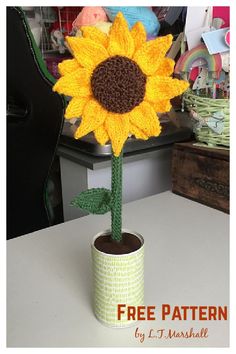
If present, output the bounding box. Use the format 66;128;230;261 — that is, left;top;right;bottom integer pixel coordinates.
103;7;160;37
202;28;230;55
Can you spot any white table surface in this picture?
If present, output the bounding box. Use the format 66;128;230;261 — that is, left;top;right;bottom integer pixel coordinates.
7;191;229;347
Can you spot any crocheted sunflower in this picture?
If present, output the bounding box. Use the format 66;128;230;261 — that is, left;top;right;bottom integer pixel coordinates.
53;12;189;156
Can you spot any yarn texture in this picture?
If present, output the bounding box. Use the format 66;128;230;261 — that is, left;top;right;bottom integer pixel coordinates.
111;153;123;241
71;188;111;214
53;12;189;157
91;55;146;114
53;11;189;243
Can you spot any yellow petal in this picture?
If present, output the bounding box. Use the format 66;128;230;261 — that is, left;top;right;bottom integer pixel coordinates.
66;36;109;70
53;68;91;97
105;113;129;156
129;101;161;137
129;124;148;140
133;34;173;76
58;58;80;76
94;124;109;145
74;99;107;139
107;12;135;58
150;99;172;113
145;76;189;102
130;22;146;52
154;58;175;76
64;96;89;119
81;26;108;48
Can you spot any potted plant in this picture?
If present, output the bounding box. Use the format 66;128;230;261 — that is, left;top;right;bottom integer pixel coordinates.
53;12;189;327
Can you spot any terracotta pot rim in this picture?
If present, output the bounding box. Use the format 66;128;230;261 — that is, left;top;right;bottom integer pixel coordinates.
91;228;144;257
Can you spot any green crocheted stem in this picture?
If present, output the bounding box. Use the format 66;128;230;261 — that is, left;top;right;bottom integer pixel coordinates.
111;152;123;242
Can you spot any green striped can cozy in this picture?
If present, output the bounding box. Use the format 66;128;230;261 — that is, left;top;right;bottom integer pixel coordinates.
91;229;144;327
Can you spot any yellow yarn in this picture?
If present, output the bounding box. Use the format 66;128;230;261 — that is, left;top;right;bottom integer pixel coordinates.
107;12;134;58
66;37;109;70
53;68;91;97
129;124;148;140
133;34;173;76
130;22;146;51
92;22;112;35
151;99;172;113
104;113;130;157
80;26;108;48
53;12;189;157
145;76;189;102
94;124;109;145
129;101;162;137
58;58;79;76
74;99;107;139
64;96;89;119
154;58;175;77
76;22;112;38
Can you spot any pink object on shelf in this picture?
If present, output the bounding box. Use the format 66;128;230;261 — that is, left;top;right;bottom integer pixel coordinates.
189;67;199;82
225;30;230;46
213;6;230;28
72;7;108;30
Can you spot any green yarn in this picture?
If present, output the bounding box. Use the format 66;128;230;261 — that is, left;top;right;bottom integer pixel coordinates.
71;151;123;243
183;90;230;148
71;188;111;214
111;152;123;242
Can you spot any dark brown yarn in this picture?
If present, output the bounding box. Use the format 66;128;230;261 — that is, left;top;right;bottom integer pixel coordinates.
94;232;142;255
91;55;146;114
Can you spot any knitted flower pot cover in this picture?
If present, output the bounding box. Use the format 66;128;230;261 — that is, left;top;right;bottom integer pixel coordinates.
91;229;144;327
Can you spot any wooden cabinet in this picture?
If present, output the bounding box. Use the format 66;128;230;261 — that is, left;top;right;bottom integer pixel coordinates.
172;142;229;213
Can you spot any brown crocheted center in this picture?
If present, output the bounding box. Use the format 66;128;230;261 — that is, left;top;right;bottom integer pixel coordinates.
91;55;146;114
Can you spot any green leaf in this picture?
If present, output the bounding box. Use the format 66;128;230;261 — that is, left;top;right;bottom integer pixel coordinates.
70;188;112;215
